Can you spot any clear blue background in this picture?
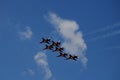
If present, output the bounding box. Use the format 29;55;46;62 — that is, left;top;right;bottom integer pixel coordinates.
0;0;120;80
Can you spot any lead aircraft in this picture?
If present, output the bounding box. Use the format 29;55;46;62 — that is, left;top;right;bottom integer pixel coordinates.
40;38;50;44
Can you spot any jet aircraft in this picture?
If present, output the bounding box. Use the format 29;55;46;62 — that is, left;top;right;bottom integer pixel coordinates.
57;52;68;58
40;38;50;44
66;54;78;61
53;47;64;52
51;41;61;47
43;44;53;50
40;37;79;61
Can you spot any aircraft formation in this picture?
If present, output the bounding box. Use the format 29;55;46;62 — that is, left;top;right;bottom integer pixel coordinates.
40;38;78;61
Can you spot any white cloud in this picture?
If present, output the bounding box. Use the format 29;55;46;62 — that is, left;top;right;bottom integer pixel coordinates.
19;26;33;40
83;22;120;42
84;22;120;36
27;68;35;76
22;68;35;76
48;12;87;67
89;30;120;41
34;52;52;80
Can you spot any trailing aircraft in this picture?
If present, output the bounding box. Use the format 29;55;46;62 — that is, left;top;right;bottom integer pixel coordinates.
66;54;78;61
51;41;61;47
57;52;68;58
53;47;64;52
43;44;53;50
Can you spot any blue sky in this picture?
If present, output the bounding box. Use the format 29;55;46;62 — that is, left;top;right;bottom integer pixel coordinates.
0;0;120;80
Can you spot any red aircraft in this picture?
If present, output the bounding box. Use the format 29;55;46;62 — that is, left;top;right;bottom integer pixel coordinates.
57;52;68;58
40;38;50;44
53;47;64;52
43;44;53;50
66;54;78;61
51;41;61;47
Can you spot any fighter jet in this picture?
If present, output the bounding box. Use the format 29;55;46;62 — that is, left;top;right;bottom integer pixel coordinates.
53;47;64;52
51;41;61;47
66;54;78;61
40;38;50;44
57;52;68;58
43;44;53;50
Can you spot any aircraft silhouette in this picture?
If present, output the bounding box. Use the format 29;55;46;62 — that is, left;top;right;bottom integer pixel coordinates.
40;38;50;44
43;44;53;50
57;52;68;58
40;37;79;61
66;54;78;61
51;41;61;47
53;47;64;52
